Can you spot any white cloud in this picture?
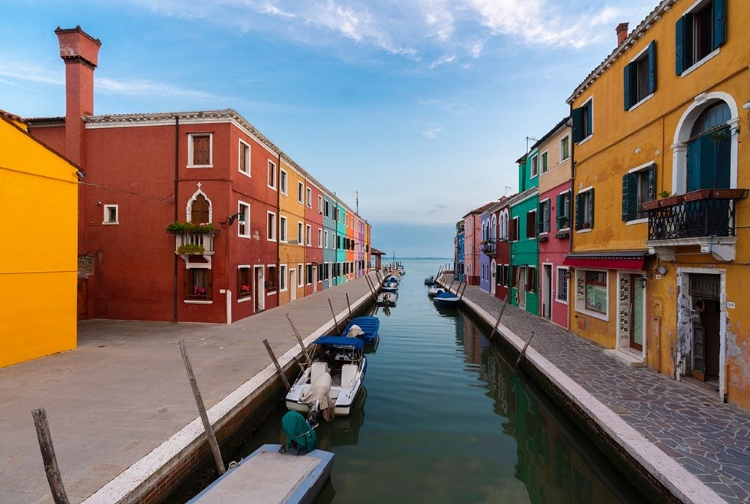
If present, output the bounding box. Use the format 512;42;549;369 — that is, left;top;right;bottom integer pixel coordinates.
422;124;442;138
429;54;456;69
97;78;217;101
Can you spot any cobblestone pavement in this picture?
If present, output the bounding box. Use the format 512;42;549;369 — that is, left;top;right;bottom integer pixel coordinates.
445;276;750;504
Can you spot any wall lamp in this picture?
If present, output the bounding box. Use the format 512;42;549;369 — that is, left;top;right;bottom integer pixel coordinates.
639;274;652;289
227;212;245;226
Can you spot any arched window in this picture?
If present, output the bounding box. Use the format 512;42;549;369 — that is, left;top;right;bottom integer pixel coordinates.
491;215;497;241
686;102;731;191
191;194;210;224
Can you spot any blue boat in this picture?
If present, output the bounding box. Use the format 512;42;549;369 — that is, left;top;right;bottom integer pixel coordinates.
424;275;436;285
343;315;380;345
433;290;460;306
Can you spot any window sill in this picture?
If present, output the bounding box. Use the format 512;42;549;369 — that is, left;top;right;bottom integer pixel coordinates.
102;221;119;225
680;48;720;78
627;93;654;112
575;307;608;322
184;300;213;305
187;165;213;169
555;298;568;305
626;218;648;226
238;296;252;303
239;170;251;178
578;134;593;146
576;228;592;234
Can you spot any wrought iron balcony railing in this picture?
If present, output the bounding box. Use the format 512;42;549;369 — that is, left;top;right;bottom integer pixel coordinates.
644;189;748;240
481;240;496;255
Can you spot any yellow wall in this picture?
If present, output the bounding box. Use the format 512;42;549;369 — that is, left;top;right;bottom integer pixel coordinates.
0;116;78;368
569;0;750;408
278;158;306;305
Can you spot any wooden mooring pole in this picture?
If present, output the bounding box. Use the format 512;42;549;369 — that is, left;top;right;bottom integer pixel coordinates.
263;339;291;391
514;332;535;371
488;295;509;340
328;298;340;335
179;340;226;475
31;408;70;504
286;313;311;365
346;293;353;322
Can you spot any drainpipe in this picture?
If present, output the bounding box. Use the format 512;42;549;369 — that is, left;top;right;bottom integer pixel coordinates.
173;115;180;322
568;107;575;331
277;152;282;301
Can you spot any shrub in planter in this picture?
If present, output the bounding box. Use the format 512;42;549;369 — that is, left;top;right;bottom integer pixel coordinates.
177;243;205;255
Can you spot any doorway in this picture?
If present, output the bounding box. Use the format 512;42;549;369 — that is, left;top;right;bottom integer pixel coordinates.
689;274;721;387
313;266;318;293
542;264;552;319
254;266;265;313
290;269;297;301
490;259;497;297
629;274;644;351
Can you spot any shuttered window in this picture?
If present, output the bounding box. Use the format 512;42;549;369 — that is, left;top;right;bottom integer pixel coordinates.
526;211;536;239
556;191;571;229
624;41;657;110
572;99;593;143
185;269;212;300
538;200;550;234
622;164;656;222
675;0;726;75
575;189;595;230
190;134;211;166
190;195;210;224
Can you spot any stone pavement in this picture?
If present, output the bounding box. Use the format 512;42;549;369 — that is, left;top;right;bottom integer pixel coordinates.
444;276;750;504
0;274;378;504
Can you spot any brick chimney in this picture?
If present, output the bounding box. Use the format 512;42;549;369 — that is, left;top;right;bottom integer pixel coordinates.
55;26;101;166
616;22;629;46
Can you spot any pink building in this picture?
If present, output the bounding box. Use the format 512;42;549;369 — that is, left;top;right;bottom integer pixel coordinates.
463;203;495;286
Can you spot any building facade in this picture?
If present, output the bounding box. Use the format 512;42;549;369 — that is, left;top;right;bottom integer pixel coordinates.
509;154;540;315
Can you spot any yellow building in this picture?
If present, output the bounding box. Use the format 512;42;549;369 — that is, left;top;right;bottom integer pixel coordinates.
567;0;750;408
0;112;79;367
277;155;307;305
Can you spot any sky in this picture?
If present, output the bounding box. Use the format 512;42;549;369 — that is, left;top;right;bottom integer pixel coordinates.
0;0;658;258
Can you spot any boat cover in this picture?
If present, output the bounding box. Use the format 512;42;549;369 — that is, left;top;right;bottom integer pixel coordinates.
346;324;364;337
281;411;317;452
313;336;365;350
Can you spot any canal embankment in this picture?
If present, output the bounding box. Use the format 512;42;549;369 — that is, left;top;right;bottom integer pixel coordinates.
440;275;750;504
0;273;379;504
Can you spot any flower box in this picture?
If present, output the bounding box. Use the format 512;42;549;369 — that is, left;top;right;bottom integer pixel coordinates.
682;189;713;202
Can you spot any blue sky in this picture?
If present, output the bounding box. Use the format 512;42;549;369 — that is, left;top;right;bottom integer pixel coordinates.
1;0;657;258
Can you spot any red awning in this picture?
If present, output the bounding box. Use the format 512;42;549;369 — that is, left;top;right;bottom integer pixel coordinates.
563;253;646;270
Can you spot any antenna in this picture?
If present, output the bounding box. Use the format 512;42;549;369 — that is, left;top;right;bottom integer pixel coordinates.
526;136;539;153
504;186;512;196
356;191;359;214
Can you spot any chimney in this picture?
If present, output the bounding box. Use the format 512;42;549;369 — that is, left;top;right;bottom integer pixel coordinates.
55;26;101;166
616;22;629;46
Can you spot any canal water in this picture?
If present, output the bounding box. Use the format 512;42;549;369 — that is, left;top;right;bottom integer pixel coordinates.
229;259;648;504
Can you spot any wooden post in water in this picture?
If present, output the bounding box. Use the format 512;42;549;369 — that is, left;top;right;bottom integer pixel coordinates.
286;313;311;365
263;339;291;390
328;298;340;335
459;281;469;299
179;340;226;475
365;274;377;300
32;408;70;504
488;295;509;340
514;332;535;371
346;293;353;322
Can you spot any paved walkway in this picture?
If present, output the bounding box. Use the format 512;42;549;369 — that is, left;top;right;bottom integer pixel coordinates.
443;276;750;504
0;274;378;504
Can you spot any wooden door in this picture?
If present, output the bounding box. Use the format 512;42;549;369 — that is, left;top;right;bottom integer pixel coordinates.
77;280;87;320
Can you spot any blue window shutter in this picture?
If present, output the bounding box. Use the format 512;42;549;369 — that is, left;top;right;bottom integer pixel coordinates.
713;0;727;49
572;107;584;143
624;62;632;110
622;173;636;222
675;16;685;74
586;103;593;137
589;190;595;227
647;41;657;94
687;138;702;192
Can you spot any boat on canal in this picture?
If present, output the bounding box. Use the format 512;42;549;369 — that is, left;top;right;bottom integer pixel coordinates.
187;443;333;504
343;315;380;346
286;336;367;419
432;290;460;306
376;290;398;307
424;275;436;285
427;285;445;297
381;275;399;291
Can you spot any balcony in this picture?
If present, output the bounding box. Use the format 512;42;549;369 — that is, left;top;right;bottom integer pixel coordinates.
481;240;496;256
644;188;748;262
175;233;216;267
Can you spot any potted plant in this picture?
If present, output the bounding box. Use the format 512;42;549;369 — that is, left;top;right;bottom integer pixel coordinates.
177;243;205;255
166;222;218;234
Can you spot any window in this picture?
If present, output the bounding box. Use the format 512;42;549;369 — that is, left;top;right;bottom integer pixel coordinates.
306;187;312;207
267;266;277;291
324;200;330;218
541;151;548;174
556;267;569;302
560;135;570;162
279;216;287;242
318;228;323;248
527;267;536;293
188;134;212;167
555;192;571;229
297;182;304;203
324;230;329;249
267;212;277;241
238;267;251;299
675;0;726;75
238;202;250;237
306;225;312;246
625;42;656;110
686;102;731;191
318;195;323;214
190;194;210;224
538;200;550;234
572;98;593;143
280;170;288;195
186;269;212;301
622;164;656;221
583;270;607;314
298;264;304;287
503;265;510;287
575;189;595;230
239;140;251;175
267;161;277;189
280;265;287;291
103;204;118;225
306;264;313;285
510;217;519;241
526;210;537;239
530;155;538;178
297;222;303;243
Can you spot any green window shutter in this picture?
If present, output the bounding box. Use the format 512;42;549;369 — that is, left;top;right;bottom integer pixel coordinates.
622;173;636;222
624;63;632;110
575;193;584;230
586;103;593;137
589;189;595;227
675;16;685;74
572;107;584;143
647;41;657;94
647;164;657;201
713;0;727;49
556;193;563;228
545;202;550;232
